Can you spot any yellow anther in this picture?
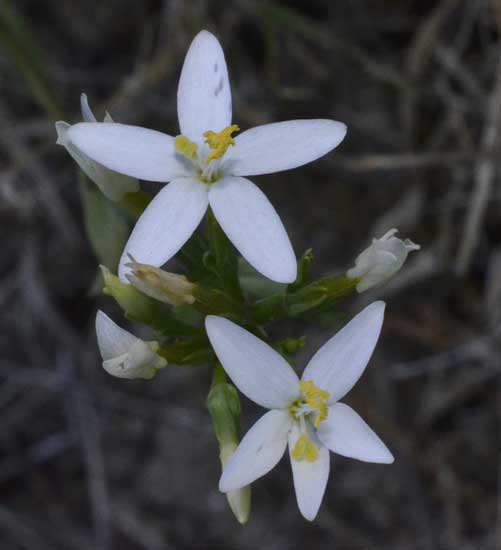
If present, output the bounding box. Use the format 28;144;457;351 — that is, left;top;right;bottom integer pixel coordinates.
174;135;198;159
299;380;330;428
203;124;240;163
291;433;319;462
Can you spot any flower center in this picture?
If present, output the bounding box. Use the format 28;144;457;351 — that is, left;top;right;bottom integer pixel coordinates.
289;380;330;428
289;380;330;463
202;124;240;163
174;125;240;184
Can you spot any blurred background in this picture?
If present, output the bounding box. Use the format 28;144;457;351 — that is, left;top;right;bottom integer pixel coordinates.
1;0;499;549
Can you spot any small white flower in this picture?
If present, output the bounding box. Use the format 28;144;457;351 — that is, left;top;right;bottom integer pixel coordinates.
347;229;420;292
56;94;139;201
66;30;347;284
95;310;166;379
205;302;393;521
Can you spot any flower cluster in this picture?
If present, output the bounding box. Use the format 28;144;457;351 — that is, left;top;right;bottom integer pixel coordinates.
57;30;419;522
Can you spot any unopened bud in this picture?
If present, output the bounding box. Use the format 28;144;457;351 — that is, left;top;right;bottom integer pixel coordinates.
95;310;166;379
207;372;251;524
125;256;198;306
347;228;420;292
220;443;251;525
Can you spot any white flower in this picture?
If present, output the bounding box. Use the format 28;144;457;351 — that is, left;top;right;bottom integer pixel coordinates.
95;310;166;379
347;229;420;292
66;30;347;284
56;94;139;201
205;302;393;521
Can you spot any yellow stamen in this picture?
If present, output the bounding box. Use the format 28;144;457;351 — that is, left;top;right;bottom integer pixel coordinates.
291;433;319;462
203;124;240;163
174;135;198;159
299;380;330;428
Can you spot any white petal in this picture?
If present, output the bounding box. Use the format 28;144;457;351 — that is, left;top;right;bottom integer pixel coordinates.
118;177;208;281
177;30;232;141
67;122;191;182
224;119;347;176
317;403;394;464
56;121;140;201
209;177;297;283
205;315;300;409
288;422;330;521
80;93;97;122
301;301;386;403
219;410;292;492
95;310;139;360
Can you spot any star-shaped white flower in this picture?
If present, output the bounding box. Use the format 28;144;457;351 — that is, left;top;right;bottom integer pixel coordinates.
205;301;393;521
96;310;167;379
66;30;346;284
56;94;139;201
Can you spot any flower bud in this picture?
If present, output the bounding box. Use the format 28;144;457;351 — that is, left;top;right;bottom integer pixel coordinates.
100;266;200;336
207;374;251;524
56;94;139;201
220;442;251;525
95;310;166;379
125;256;198;306
347;229;420;292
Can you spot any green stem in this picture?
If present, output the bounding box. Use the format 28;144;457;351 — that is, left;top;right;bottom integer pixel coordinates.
252;274;358;324
253;292;287;324
206;208;244;302
158;338;213;365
